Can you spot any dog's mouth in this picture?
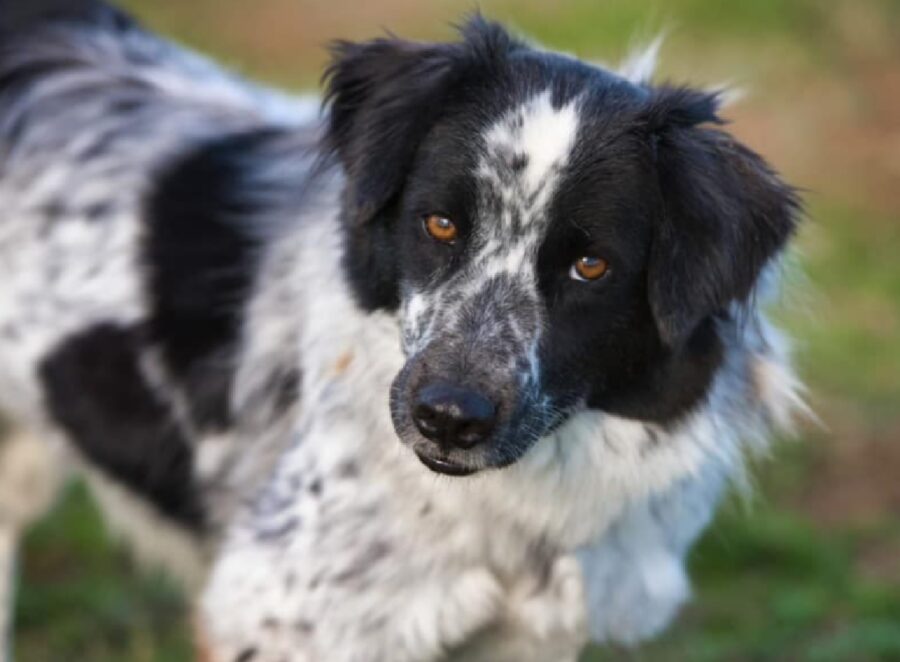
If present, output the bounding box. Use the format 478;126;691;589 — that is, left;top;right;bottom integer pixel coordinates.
413;451;479;476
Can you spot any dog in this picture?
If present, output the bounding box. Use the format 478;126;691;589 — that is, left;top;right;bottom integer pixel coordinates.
0;2;805;660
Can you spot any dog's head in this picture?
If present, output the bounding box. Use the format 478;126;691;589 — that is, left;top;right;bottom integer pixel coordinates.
323;18;799;476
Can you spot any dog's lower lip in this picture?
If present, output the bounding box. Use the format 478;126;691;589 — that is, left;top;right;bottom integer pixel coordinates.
414;452;478;476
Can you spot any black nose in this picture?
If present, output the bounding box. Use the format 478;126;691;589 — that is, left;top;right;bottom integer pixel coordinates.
412;382;497;450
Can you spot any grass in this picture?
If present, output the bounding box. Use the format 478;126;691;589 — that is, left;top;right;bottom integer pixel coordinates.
11;0;900;660
586;478;900;661
16;483;190;662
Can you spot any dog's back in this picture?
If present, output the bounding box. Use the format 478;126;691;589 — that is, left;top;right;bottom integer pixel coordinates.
0;0;320;580
0;0;316;423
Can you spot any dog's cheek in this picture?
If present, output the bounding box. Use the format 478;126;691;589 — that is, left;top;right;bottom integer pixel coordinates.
341;217;401;312
388;361;418;442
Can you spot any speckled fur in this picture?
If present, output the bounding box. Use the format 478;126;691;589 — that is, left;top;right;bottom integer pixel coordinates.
0;5;803;662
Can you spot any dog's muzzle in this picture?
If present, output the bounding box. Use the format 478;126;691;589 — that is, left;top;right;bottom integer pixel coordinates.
410;381;497;475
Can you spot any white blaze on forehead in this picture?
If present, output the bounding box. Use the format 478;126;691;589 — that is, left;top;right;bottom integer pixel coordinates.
402;93;582;355
485;89;581;196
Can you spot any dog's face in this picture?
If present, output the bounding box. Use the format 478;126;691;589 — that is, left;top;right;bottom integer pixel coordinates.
325;20;798;475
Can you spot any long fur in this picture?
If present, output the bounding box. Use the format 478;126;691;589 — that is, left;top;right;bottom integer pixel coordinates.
0;3;803;661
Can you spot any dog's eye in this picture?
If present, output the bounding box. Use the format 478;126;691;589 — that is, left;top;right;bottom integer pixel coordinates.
423;214;458;244
570;256;609;282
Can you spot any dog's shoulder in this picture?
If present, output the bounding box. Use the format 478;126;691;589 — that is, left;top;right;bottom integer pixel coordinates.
142;121;323;423
144;128;285;431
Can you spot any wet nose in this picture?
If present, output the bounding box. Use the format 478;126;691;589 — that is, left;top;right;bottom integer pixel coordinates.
412;382;497;450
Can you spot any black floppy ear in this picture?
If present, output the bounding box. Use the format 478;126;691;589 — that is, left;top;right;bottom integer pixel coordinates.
321;36;459;310
322;36;459;227
323;17;522;227
643;87;800;347
321;18;521;310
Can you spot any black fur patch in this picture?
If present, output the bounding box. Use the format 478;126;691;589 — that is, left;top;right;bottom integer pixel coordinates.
641;86;801;346
144;128;286;430
39;323;204;528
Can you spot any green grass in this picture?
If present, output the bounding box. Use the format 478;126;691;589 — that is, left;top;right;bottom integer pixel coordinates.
15;484;191;662
11;0;900;660
789;202;900;419
584;480;900;661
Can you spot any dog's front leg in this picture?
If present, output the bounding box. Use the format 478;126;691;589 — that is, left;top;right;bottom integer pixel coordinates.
577;458;727;646
0;525;15;662
200;539;505;662
198;417;507;662
0;429;67;662
449;554;588;662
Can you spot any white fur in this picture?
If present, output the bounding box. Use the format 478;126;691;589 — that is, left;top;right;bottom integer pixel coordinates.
488;90;580;200
0;13;804;662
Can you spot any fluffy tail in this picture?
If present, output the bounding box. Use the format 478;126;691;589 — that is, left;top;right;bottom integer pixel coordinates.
0;0;314;137
0;0;124;37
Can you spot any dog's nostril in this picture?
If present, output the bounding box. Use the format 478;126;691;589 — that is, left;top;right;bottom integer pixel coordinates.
456;420;493;448
412;402;440;433
412;382;496;450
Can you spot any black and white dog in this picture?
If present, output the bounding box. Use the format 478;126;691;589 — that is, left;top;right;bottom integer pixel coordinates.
0;2;805;660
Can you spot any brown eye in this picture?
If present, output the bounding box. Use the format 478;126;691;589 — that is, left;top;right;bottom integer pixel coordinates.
570;256;609;282
423;214;458;243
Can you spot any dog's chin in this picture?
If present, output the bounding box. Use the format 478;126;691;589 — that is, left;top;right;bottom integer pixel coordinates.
413;451;479;477
408;436;530;476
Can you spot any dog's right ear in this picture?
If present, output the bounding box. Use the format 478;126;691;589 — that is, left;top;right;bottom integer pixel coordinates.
322;19;521;310
323;17;522;227
322;37;458;228
322;37;460;310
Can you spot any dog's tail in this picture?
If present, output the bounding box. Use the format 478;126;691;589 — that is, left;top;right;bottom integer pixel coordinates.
0;0;126;38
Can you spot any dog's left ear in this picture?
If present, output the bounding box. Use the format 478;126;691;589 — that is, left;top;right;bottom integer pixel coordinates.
642;87;801;347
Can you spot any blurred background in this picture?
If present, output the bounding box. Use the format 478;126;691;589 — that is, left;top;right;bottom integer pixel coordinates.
11;0;900;660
